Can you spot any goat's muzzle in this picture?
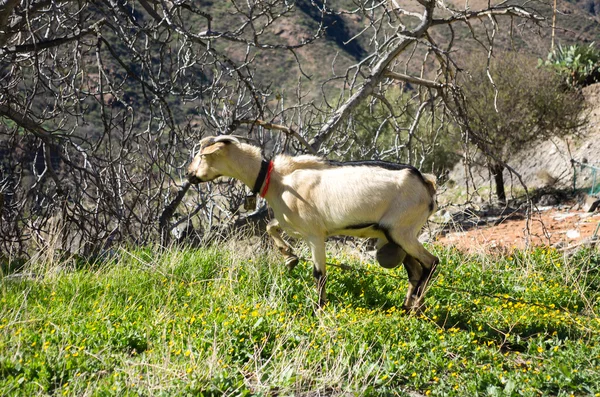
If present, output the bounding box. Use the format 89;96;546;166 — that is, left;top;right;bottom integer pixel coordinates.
186;172;202;185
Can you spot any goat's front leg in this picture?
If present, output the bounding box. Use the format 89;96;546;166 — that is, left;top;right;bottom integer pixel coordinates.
266;219;299;271
307;237;327;308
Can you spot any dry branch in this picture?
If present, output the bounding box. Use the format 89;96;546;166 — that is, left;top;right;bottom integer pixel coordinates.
383;70;444;89
236;119;317;154
431;5;544;26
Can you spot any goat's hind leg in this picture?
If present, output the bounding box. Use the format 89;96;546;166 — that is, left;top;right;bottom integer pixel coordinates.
412;255;438;309
266;219;299;270
390;231;440;310
375;238;422;311
402;255;424;311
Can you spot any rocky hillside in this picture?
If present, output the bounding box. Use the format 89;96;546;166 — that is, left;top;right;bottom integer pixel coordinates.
199;0;600;98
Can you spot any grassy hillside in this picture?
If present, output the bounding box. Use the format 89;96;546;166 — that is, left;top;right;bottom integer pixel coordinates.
1;245;599;395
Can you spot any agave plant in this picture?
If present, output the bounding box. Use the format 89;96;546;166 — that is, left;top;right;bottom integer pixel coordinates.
544;42;600;87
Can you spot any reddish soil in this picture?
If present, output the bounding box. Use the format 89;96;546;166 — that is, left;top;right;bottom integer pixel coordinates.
438;208;600;254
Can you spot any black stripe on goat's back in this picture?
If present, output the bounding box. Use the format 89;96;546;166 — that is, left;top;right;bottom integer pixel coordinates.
327;159;416;171
327;159;426;183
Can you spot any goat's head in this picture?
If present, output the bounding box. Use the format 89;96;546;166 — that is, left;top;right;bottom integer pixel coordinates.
186;135;240;184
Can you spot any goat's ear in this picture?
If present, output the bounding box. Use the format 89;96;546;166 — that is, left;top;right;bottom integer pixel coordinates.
200;142;227;155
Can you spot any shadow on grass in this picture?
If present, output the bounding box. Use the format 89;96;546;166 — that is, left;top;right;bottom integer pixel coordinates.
0;257;27;278
1;252;115;282
324;264;407;313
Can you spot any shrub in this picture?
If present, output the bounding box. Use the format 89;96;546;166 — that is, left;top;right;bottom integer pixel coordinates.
459;52;584;202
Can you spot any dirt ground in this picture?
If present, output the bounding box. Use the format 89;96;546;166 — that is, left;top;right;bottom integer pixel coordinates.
438;207;600;254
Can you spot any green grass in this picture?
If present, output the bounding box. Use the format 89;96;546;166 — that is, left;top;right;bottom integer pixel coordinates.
1;244;600;396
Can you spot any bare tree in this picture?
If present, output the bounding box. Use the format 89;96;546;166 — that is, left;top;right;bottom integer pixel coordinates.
0;0;549;257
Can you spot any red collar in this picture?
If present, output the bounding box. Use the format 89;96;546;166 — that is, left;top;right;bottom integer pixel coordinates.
260;160;274;197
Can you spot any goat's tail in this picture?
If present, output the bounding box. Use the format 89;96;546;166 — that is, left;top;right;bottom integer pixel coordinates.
422;173;437;198
422;173;438;213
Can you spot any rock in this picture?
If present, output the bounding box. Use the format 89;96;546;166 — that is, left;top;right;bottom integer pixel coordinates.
538;194;559;206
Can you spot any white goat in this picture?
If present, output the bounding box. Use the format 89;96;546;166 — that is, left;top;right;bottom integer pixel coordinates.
187;135;439;310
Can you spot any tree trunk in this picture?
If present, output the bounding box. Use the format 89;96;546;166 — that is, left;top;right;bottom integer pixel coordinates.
159;182;191;244
491;164;506;203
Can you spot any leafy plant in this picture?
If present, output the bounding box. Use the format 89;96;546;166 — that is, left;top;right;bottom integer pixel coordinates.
543;42;600;87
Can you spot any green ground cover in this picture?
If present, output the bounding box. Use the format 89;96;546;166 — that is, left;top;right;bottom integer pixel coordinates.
1;245;599;396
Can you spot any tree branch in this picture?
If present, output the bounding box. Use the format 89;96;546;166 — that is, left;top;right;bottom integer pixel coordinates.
0;19;105;55
0;0;19;47
0;104;64;192
0;104;55;141
383;70;444;89
431;6;544;26
308;0;437;152
159;182;192;242
236;119;317;154
137;0;265;118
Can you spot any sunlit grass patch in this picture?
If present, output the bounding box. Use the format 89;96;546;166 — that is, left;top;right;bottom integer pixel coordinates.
1;245;599;395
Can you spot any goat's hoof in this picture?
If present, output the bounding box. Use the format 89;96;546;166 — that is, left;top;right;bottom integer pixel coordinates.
402;298;425;314
402;305;424;315
376;243;406;269
285;256;299;271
